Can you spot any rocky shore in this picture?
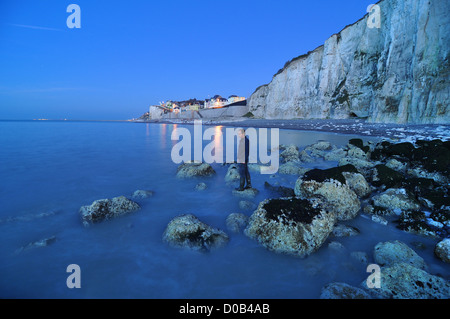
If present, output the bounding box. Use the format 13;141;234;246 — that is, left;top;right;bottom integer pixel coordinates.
160;136;449;298
70;130;449;298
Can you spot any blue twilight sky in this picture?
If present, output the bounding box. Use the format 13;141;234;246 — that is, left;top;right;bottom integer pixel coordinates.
0;0;375;120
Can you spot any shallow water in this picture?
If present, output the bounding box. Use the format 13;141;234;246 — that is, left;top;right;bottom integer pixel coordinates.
0;120;448;298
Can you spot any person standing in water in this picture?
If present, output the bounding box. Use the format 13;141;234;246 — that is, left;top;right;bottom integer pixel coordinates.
236;128;251;191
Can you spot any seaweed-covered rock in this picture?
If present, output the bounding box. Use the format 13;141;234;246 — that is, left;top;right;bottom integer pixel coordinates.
244;197;336;257
264;181;295;198
302;164;358;185
280;144;300;163
320;282;371;299
348;138;370;154
176;162;216;178
395;210;443;238
342;171;371;198
295;174;361;221
373;240;427;270
362;262;450;299
371;164;404;188
434;239;450;263
79;196;140;227
163;214;229;252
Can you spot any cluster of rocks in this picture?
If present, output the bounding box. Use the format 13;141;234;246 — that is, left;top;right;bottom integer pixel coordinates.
78;189;154;227
72;138;448;298
320;240;450;299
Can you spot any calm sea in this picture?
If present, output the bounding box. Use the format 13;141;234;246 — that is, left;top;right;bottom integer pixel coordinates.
0;120;447;298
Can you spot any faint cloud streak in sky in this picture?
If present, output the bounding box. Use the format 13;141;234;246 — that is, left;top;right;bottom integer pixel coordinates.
7;23;62;32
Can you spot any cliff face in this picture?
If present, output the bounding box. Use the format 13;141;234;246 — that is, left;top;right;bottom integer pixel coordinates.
248;0;449;124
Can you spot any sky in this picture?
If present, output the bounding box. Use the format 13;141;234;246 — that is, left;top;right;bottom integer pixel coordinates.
0;0;376;120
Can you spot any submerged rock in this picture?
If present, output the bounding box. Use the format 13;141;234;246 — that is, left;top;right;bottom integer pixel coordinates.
226;213;249;233
244;197;336;257
15;236;57;254
132;189;154;199
162;214;229;252
194;182;207;191
232;187;259;199
320;282;371;299
176;162;216;178
79;196;140;227
225;164;240;182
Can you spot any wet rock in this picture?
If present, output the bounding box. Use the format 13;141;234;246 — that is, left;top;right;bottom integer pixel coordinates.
278;162;310;175
295;168;361;221
395;210;442;238
320;282;371;299
162;214;229;252
331;224;360;237
176;162;216;178
338;157;375;177
232;187;259;199
280;144;300;163
239;200;256;211
244;197;336;257
348;138;370;154
226;213;249;233
79;196;140;227
371;215;388;226
371;164;404;189
434;239;450;263
225;164;240;182
131;189;154;199
264;181;295;198
362;262;450;299
346;144;369;160
373;240;427;270
371;188;421;212
342;171;371;198
350;251;369;264
324;147;347;162
194;182;207;191
385;158;408;173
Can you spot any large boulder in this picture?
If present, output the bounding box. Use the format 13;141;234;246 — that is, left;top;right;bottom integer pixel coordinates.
79;196;140;227
373;240;427;270
162;214;229;252
362;262;450;299
176;162;216;178
295;166;361;221
244;197;336;257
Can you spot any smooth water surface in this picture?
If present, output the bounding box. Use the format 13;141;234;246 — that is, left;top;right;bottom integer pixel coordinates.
0;120;448;298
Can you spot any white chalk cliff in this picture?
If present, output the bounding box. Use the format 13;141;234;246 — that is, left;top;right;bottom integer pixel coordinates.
248;0;449;124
